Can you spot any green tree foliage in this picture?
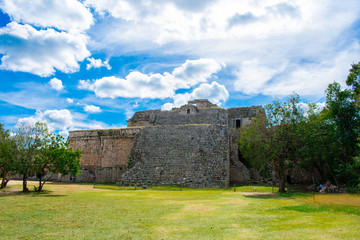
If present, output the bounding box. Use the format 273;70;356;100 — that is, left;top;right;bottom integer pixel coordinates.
34;133;82;192
323;82;360;185
13;121;82;192
239;94;304;192
0;123;17;189
13;122;47;192
239;62;360;191
240;84;360;191
346;62;360;106
296;104;343;184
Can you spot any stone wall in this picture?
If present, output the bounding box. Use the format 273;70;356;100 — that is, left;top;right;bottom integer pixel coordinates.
188;99;218;109
127;110;160;127
120;124;230;188
227;106;263;184
152;108;228;126
127;107;228;127
65;102;265;187
68;128;142;182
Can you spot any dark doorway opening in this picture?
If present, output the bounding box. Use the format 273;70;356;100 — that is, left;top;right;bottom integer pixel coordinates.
236;119;241;128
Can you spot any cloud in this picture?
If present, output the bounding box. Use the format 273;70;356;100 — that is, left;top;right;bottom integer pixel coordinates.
0;81;60;110
0;0;93;32
172;58;222;86
92;73;174;99
170;0;218;12
86;57;111;70
162;81;229;110
66;98;74;104
80;58;222;99
78;79;95;91
234;47;360;97
16;109;107;138
266;3;301;18
84;105;102;113
297;102;325;115
49;78;64;91
84;0;217;20
0;22;90;76
234;60;284;95
228;12;260;27
85;0;360;102
17;109;73;132
229;3;300;27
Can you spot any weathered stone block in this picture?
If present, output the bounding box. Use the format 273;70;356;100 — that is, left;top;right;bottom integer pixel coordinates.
121;124;229;188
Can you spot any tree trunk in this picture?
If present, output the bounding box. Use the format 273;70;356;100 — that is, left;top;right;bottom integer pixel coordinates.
278;178;286;193
277;168;287;193
1;171;8;189
3;178;9;189
22;173;29;192
37;177;45;192
37;182;44;192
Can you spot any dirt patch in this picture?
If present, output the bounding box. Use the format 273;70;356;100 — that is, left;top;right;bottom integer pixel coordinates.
48;183;108;192
225;192;275;196
1;180;108;194
183;204;215;212
7;180;38;186
298;194;360;207
237;192;275;196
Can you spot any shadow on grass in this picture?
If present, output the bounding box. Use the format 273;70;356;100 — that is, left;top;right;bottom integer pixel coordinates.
0;189;65;197
277;204;328;213
242;192;315;201
275;204;360;216
242;194;289;200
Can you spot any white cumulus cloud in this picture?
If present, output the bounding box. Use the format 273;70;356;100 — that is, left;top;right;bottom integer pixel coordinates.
172;59;222;86
162;81;229;110
17;109;73;133
86;57;111;70
80;58;222;99
0;22;90;77
84;105;102;113
85;0;360;101
78;79;95;91
0;0;93;32
49;78;64;91
16;109;107;138
66;98;74;104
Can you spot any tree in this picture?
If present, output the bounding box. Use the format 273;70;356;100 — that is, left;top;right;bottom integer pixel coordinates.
34;133;82;192
346;62;360;106
239;94;304;192
0;123;17;189
14;122;48;192
295;104;343;184
324;82;360;185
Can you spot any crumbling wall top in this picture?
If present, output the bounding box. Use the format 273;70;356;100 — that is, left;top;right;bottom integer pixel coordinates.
68;127;142;139
187;99;218;109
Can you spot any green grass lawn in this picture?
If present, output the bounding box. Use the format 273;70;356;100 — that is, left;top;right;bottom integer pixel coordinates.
1;182;359;240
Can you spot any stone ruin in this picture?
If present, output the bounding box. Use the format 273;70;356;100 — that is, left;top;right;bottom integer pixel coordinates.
67;99;263;188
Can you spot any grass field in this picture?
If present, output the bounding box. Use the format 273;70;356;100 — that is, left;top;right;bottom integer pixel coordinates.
1;182;359;240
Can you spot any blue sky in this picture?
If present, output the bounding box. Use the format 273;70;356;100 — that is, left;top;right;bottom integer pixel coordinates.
0;0;360;137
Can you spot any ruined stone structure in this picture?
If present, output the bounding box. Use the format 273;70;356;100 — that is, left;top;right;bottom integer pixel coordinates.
68;99;263;188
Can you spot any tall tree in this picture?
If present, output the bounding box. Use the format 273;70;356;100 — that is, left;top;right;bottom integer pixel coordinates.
0;123;17;189
34;133;82;192
14;122;48;192
346;62;360;106
324;82;360;184
295;104;343;184
239;94;304;192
